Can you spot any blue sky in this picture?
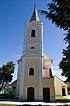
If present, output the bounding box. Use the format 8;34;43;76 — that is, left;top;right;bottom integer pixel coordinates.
0;0;66;82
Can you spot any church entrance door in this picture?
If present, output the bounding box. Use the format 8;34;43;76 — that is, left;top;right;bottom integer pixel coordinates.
43;88;50;102
27;87;34;101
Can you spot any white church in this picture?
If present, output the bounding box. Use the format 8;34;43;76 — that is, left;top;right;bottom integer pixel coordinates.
15;6;68;102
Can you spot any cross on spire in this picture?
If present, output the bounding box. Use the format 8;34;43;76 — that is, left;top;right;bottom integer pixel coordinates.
34;3;36;8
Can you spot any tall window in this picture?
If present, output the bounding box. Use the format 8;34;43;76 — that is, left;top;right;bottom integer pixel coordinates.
31;30;35;37
29;67;34;76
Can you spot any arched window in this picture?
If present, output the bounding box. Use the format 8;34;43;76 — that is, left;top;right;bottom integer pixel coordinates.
31;30;35;37
29;67;34;76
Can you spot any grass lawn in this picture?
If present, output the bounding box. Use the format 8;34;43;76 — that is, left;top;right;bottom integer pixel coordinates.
0;104;19;106
56;96;70;102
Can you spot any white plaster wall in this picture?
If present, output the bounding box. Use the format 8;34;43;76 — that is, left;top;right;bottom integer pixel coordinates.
16;59;22;97
18;57;25;98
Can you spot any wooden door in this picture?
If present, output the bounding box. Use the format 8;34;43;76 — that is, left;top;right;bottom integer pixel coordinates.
62;88;66;96
43;88;50;102
27;87;34;101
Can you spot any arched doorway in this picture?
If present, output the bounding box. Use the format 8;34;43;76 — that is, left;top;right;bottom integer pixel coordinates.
27;87;35;101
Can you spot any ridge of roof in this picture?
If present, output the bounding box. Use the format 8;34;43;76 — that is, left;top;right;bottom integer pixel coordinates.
43;52;53;62
54;75;66;84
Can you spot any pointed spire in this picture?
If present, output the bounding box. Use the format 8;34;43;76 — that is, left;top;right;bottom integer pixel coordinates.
30;5;40;22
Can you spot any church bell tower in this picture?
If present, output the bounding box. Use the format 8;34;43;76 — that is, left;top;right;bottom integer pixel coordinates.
16;6;43;101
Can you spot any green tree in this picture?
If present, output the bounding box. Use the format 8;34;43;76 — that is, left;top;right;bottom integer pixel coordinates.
59;30;70;82
0;61;15;87
40;0;70;82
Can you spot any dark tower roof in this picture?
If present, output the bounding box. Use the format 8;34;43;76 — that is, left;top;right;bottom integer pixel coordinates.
30;5;40;22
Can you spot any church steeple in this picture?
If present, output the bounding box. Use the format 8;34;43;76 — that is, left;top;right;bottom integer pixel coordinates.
30;5;40;22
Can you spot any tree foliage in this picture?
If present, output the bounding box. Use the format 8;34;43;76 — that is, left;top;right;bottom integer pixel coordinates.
40;0;70;82
40;0;70;30
0;61;15;87
59;30;70;82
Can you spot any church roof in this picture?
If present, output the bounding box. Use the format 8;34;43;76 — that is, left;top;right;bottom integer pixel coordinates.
30;6;40;22
43;52;53;62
